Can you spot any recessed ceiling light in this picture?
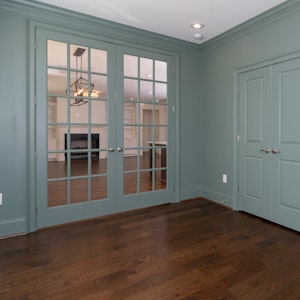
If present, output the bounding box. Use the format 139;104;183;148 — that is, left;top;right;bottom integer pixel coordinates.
191;23;204;29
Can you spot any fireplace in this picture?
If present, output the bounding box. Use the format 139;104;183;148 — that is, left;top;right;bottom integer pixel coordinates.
65;133;99;161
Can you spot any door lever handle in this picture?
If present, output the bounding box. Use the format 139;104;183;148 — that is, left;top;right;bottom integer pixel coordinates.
271;148;280;154
260;148;270;153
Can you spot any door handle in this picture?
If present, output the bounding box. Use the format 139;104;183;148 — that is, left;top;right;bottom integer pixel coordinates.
271;148;280;154
117;147;123;152
108;147;115;152
260;148;270;153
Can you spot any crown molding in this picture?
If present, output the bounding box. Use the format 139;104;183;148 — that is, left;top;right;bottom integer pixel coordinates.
0;0;201;53
199;0;300;51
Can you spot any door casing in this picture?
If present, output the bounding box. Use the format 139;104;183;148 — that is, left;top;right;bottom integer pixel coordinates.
29;23;180;232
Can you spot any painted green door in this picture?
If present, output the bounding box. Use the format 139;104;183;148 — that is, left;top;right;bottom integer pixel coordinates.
35;28;175;228
272;58;300;231
238;67;273;221
115;46;175;212
239;57;300;231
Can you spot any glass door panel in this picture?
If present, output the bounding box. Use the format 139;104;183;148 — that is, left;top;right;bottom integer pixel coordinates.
36;28;115;228
121;52;170;198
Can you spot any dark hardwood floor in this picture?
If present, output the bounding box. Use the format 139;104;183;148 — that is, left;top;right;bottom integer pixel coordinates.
1;198;300;299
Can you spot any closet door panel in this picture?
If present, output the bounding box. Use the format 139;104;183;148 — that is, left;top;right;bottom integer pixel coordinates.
272;58;300;231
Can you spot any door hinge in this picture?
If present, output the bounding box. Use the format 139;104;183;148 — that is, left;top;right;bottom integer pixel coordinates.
33;40;37;51
35;152;38;160
34;96;38;105
172;106;175;113
237;135;240;142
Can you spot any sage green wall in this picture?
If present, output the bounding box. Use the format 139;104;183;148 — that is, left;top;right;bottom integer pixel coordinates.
0;8;28;235
179;51;204;200
0;1;202;236
200;0;300;208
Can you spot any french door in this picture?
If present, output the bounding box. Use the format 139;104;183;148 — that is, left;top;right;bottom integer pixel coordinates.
238;57;300;231
35;29;176;228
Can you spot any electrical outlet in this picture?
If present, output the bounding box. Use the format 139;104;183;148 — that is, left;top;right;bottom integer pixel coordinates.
222;174;227;184
0;193;2;205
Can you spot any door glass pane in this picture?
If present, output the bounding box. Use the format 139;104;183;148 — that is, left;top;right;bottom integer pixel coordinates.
155;60;167;82
140;58;153;80
70;45;88;71
92;152;106;175
140;81;153;103
91;101;107;124
141;124;154;146
48;180;67;207
124;55;138;77
140;171;152;193
155;82;167;103
124;79;138;100
70;178;88;204
91;48;107;74
124;103;138;124
124;152;138;171
91;176;107;200
154;105;167;125
140;152;150;171
55;98;68;123
48;69;67;95
155;126;167;142
70;102;88;123
124;126;138;148
47;40;67;68
155;170;167;190
124;173;137;195
91;74;107;99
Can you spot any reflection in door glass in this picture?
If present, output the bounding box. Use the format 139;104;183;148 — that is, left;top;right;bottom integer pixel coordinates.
48;180;67;207
124;55;138;77
70;178;88;204
48;69;67;95
91;48;107;74
91;176;107;200
47;40;67;68
155;60;167;82
140;58;153;80
124;79;138;100
140;81;153;103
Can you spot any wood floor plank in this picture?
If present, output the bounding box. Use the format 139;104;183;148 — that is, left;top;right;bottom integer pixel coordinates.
1;198;300;299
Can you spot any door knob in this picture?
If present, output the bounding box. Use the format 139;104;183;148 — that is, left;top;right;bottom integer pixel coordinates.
271;148;280;154
117;147;123;152
108;147;115;152
260;148;270;153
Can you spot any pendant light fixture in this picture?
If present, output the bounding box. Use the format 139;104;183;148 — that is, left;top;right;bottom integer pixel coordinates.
67;47;99;106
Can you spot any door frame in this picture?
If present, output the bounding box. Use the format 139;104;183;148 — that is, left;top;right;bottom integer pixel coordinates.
234;50;300;212
28;21;180;232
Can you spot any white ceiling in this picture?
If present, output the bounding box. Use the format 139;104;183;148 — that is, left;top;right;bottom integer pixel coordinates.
35;0;286;44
